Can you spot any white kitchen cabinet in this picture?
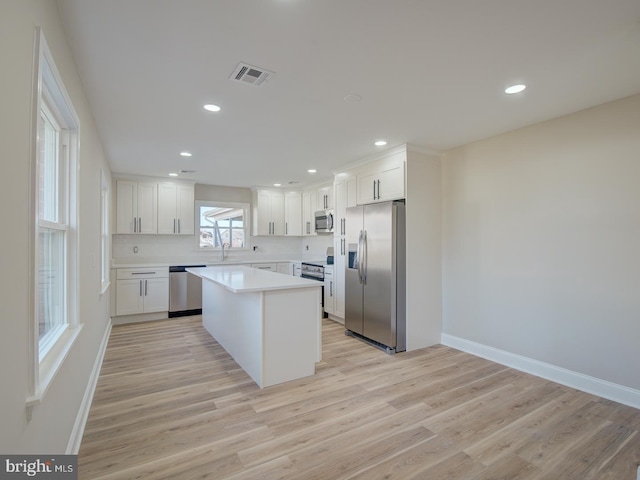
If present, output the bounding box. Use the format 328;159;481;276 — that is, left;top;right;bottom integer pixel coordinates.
284;191;302;236
316;183;334;210
115;267;169;315
116;180;158;234
277;262;294;275
302;189;317;236
251;263;277;272
333;237;345;321
356;153;405;205
334;175;356;237
324;265;335;315
292;261;302;277
157;183;194;235
253;189;285;236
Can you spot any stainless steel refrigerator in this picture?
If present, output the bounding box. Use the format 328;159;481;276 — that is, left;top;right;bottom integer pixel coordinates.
345;201;406;353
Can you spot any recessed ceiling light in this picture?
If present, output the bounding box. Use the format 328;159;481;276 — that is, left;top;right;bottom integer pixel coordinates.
344;93;362;103
180;151;192;157
308;169;317;174
273;183;282;187
505;84;526;94
204;104;221;112
374;140;387;147
169;173;179;177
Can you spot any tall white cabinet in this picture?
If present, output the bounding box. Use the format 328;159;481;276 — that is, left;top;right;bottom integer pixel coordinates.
331;175;356;322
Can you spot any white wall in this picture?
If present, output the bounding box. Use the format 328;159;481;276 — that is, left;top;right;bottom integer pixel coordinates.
442;94;640;391
405;149;442;350
0;0;112;452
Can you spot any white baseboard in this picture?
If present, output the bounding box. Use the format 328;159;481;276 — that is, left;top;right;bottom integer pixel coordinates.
66;320;112;454
441;333;640;410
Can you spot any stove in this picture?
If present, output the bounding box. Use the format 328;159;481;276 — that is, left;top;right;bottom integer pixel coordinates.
300;261;327;281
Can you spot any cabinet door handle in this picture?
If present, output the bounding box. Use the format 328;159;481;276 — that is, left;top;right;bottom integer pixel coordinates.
285;222;288;235
173;218;176;234
139;217;142;232
178;218;181;233
145;279;148;296
139;280;142;296
132;272;156;275
330;281;333;296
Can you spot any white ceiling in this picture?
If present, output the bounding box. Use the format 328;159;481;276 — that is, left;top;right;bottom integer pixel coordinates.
57;0;640;188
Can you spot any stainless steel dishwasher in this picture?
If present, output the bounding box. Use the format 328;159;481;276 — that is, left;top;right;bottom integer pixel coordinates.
169;265;205;317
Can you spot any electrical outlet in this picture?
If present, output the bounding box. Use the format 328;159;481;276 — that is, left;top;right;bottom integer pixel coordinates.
305;245;309;251
133;246;138;254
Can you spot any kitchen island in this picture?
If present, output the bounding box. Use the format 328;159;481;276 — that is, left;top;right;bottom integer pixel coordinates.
186;266;322;388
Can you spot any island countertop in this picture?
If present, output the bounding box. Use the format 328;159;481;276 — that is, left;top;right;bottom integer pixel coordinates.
186;265;320;294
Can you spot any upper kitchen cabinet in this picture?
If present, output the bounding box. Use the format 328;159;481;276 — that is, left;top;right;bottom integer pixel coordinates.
252;189;285;236
157;183;195;235
284;191;302;236
116;180;158;234
302;189;317;236
316;183;334;210
356;151;405;205
334;174;356;236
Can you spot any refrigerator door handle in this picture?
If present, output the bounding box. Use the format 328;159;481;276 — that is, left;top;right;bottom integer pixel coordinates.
357;230;363;284
362;230;367;285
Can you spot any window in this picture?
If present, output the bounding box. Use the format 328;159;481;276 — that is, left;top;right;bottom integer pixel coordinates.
28;29;81;412
37;102;69;356
100;170;110;293
196;201;249;250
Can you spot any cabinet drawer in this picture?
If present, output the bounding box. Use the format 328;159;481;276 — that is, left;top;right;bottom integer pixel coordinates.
251;263;277;271
116;267;169;280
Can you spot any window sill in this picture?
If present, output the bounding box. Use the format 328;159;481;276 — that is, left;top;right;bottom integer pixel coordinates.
100;280;111;296
26;324;83;420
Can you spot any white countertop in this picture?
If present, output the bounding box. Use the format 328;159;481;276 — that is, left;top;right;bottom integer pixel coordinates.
112;258;325;269
186;266;322;293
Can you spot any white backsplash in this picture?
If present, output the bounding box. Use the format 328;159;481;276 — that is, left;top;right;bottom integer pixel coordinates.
112;233;333;265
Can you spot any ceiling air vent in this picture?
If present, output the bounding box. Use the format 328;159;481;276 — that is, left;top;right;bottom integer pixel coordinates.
229;62;275;86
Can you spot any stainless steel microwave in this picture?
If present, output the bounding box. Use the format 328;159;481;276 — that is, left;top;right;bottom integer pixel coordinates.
314;210;334;233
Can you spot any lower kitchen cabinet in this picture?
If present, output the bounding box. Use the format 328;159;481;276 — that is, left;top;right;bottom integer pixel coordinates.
277;262;294;275
324;265;335;315
115;267;169;316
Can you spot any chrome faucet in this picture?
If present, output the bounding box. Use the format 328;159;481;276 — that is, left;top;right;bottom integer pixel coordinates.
220;242;228;261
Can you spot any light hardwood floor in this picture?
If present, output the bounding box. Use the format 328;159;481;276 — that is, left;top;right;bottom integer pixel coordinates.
79;316;640;479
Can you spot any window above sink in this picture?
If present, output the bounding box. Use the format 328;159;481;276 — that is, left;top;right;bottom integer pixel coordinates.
196;201;249;251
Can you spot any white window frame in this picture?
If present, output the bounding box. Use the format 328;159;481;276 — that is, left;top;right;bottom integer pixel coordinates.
100;169;110;294
27;28;82;418
195;201;250;251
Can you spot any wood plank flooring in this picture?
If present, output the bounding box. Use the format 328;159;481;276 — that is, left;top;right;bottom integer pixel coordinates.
78;316;640;479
